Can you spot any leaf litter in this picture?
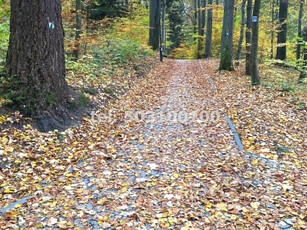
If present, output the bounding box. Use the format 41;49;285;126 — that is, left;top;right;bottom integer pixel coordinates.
0;59;306;229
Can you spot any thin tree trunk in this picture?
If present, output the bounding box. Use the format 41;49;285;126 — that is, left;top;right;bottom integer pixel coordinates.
270;0;275;59
197;0;202;58
299;27;307;83
250;0;261;85
203;0;213;58
73;0;82;60
219;0;235;71
194;0;197;40
161;0;166;51
84;0;90;54
299;47;307;82
149;0;161;50
201;0;206;36
235;0;247;66
296;0;304;60
245;0;252;75
276;0;288;60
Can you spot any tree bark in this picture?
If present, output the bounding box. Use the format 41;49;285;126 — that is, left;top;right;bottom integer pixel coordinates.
276;0;288;60
270;0;275;59
219;0;235;71
250;0;261;85
73;0;82;60
299;48;307;82
203;0;213;58
6;0;68;113
235;0;247;66
149;0;160;50
296;0;304;60
161;0;166;52
194;0;197;40
201;0;206;36
298;27;307;83
245;0;252;75
197;0;202;58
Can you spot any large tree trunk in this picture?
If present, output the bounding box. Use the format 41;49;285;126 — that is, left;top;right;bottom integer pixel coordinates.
250;0;261;85
203;0;213;58
149;0;161;50
6;0;68;114
219;0;235;71
235;0;247;66
296;0;304;60
73;0;82;60
276;0;288;60
245;0;252;75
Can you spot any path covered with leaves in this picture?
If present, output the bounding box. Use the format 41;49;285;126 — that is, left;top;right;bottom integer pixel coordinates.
0;60;306;229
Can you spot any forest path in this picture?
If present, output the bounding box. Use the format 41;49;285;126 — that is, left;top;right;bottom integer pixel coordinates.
0;60;298;229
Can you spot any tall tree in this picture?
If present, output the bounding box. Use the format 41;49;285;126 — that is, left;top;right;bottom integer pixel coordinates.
197;0;206;58
6;0;69;127
149;0;161;50
194;0;197;40
270;0;276;59
296;0;304;60
276;0;288;60
73;0;82;60
250;0;261;85
203;0;213;58
197;0;202;58
161;0;167;51
245;0;252;75
219;0;235;71
167;0;185;51
201;0;207;36
235;0;247;66
298;27;307;83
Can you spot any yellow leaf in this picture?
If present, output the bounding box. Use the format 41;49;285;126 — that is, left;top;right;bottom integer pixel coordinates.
5;146;14;152
173;173;179;178
122;182;128;186
4;187;14;194
1;183;7;187
14;203;22;208
97;199;106;205
216;203;228;211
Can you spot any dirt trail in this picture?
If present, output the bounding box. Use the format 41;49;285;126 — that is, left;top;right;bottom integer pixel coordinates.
0;60;301;229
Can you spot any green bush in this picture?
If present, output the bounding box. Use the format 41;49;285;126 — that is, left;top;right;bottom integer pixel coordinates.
0;20;9;63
